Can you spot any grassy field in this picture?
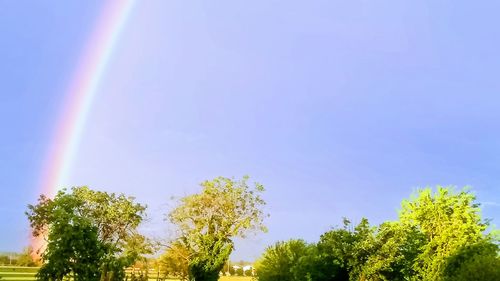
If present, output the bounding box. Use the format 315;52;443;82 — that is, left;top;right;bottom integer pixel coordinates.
0;266;255;281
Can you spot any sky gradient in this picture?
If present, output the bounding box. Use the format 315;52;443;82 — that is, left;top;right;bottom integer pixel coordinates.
1;1;499;260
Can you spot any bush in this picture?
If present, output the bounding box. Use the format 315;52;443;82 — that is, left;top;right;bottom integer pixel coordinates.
255;239;310;281
244;268;253;276
236;267;244;276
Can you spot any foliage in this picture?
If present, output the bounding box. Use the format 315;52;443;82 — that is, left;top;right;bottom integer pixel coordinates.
255;239;310;281
235;267;244;276
313;218;374;281
254;186;496;281
34;192;104;281
0;247;39;267
26;186;148;281
159;241;189;281
16;247;38;267
399;186;488;280
442;239;500;281
243;268;253;276
168;176;267;281
361;222;425;281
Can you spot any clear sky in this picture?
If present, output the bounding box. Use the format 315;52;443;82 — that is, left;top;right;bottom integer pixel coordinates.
1;1;499;260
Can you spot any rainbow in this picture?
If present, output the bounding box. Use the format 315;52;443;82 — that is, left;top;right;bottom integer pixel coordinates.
33;1;135;252
39;1;135;198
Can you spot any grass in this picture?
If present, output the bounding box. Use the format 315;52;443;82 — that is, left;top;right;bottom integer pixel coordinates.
0;266;255;281
0;267;36;281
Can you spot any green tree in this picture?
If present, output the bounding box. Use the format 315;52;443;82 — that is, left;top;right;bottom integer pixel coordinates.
159;241;190;281
168;176;267;281
361;222;425;281
26;186;148;281
0;255;9;265
399;186;488;281
442;238;500;281
347;218;374;281
32;190;104;281
314;218;372;281
255;239;310;281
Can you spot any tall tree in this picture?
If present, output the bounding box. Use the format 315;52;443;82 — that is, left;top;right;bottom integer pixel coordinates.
26;186;148;281
168;176;267;281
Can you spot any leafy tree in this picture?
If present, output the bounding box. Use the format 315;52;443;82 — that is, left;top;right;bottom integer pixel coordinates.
361;222;425;281
168;176;267;281
442;238;500;281
347;218;375;281
33;191;104;281
255;239;310;281
399;186;488;281
26;186;148;281
314;218;372;281
0;255;9;265
159;241;190;281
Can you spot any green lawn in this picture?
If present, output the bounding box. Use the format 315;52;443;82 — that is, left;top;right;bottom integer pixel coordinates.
0;267;36;281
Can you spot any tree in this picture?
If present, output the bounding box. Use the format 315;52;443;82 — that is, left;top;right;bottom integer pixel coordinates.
30;190;104;281
26;186;148;281
442;238;500;281
347;218;374;281
399;186;488;281
0;255;9;265
313;218;359;281
360;222;425;281
168;176;267;281
255;239;310;281
159;241;190;281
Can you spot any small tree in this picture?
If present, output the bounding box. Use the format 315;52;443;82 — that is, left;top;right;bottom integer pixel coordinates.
255;239;310;281
235;268;244;276
244;268;253;276
168;176;267;281
159;241;189;281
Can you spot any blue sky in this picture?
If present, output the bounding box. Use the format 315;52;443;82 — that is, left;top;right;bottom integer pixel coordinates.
1;1;499;260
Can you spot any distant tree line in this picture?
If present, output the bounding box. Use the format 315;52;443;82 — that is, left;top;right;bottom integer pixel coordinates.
255;186;500;281
0;247;38;267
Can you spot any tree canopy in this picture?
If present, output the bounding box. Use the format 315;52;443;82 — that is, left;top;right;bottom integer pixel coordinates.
26;186;149;281
167;176;267;281
255;186;498;281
